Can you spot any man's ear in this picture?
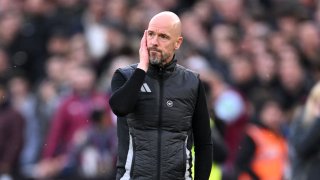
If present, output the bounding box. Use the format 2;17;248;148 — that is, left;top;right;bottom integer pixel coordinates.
175;36;183;50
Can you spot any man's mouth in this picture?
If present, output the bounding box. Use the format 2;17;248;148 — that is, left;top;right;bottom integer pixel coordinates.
149;48;161;53
150;50;159;54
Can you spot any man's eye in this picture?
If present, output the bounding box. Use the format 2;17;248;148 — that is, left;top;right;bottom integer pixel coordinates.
160;35;169;39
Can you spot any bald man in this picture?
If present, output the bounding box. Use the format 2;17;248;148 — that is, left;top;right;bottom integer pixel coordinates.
109;11;212;180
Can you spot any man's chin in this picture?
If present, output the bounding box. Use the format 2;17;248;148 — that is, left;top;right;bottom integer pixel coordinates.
149;58;162;66
150;60;160;65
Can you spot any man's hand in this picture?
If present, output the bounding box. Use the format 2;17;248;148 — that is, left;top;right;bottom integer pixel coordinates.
137;30;149;72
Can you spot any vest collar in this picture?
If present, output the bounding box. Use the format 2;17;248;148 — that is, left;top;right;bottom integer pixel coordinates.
147;57;177;78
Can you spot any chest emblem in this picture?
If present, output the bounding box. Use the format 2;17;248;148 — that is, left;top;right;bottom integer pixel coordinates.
166;100;173;107
140;83;151;93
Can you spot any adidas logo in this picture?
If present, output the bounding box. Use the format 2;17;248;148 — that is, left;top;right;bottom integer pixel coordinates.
140;83;151;93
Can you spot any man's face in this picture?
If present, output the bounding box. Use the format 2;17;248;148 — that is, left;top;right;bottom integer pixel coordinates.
147;20;181;66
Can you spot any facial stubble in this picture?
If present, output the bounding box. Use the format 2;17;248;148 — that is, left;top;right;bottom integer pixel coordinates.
148;49;169;66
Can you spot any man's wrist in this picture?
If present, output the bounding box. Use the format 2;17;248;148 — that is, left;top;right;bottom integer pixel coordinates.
137;63;149;72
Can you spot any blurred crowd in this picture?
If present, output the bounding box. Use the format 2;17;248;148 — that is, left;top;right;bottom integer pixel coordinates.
0;0;320;179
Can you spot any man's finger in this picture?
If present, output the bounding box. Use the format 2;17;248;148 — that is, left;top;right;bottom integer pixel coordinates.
144;30;147;48
140;30;147;48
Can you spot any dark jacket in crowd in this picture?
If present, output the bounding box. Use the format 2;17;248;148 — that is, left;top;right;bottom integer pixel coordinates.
289;110;320;180
0;101;24;176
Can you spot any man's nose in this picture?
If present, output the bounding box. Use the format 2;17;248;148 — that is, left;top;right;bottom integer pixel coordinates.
150;36;159;46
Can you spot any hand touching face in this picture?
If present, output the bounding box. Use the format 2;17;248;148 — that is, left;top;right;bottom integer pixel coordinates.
138;30;149;71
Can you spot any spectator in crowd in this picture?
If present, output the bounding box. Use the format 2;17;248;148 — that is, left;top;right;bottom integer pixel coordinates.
35;65;112;179
34;80;61;163
82;0;109;61
0;84;24;179
0;10;22;49
204;68;249;178
67;33;91;69
234;95;288;180
296;21;320;81
276;45;314;115
252;51;279;90
64;104;117;179
228;53;256;99
209;23;238;82
7;74;40;178
44;55;71;97
46;29;71;57
289;81;320;180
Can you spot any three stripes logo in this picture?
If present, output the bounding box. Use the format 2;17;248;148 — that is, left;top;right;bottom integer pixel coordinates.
140;83;152;93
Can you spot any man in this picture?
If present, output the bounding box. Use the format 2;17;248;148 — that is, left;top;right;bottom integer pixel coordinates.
0;84;24;179
109;11;212;180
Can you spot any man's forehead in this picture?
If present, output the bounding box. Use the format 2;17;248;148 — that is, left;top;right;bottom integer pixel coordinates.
147;11;182;36
148;23;173;33
148;20;178;36
148;17;174;29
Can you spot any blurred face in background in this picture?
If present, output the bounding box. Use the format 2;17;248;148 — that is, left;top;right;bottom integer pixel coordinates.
192;0;212;23
277;16;298;41
106;26;126;52
229;55;255;85
68;34;90;65
127;6;146;33
0;11;22;46
278;47;304;91
69;66;95;94
211;24;237;61
297;22;320;80
213;0;243;23
254;52;277;83
297;22;320;51
268;32;287;55
8;76;29;97
23;0;49;15
88;0;106;21
181;12;209;50
47;34;70;56
260;101;284;132
105;0;127;23
38;80;57;103
46;56;66;84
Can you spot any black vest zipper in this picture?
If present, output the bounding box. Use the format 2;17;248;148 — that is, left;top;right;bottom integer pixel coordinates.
157;67;164;180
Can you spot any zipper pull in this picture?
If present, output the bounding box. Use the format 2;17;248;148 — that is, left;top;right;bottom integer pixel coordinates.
159;67;164;76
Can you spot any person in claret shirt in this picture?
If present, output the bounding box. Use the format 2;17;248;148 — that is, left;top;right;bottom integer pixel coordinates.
34;64;112;179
